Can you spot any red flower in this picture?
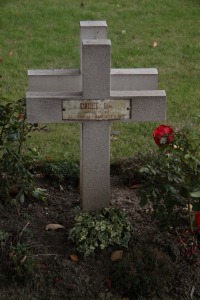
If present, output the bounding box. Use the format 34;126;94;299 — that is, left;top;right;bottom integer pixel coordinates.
153;124;174;146
17;113;23;121
196;211;200;231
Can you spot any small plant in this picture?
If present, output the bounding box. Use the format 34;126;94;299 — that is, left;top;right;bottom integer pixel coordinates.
69;207;131;256
43;161;79;185
31;187;48;201
0;230;9;241
0;98;47;204
8;243;35;283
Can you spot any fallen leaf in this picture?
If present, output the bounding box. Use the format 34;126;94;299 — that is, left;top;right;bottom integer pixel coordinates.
152;41;158;48
45;224;64;231
69;254;79;262
190;285;195;299
0;57;3;63
111;136;118;142
111;250;123;261
59;185;64;191
130;183;142;189
20;255;27;264
9;51;14;56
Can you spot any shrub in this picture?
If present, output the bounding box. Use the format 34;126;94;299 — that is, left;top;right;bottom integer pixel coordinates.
139;126;200;227
122;126;200;228
0;98;46;204
43;160;79;185
68;207;131;256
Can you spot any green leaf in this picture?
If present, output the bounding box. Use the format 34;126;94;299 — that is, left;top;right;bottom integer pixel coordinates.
19;193;25;205
120;232;131;248
191;191;200;198
139;167;149;173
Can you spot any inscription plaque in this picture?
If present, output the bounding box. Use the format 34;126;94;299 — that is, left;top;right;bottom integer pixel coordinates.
62;99;130;120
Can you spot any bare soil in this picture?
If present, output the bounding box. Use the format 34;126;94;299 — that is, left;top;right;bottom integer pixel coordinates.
1;175;200;300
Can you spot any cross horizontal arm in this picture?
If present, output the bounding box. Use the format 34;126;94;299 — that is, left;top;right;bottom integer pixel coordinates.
28;69;81;93
111;90;166;121
27;68;158;93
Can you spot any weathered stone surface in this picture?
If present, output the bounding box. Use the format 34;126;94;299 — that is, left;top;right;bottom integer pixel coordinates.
80;121;110;211
28;69;81;93
111;68;158;91
82;39;111;100
80;20;107;41
27;68;157;93
110;90;166;121
80;35;111;210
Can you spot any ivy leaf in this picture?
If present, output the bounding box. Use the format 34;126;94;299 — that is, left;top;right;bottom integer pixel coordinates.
121;232;131;248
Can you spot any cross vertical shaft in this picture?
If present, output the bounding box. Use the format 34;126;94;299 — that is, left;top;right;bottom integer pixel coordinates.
80;38;111;210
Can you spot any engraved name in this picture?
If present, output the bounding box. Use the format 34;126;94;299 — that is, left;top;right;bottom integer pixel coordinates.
80;102;97;109
80;102;115;110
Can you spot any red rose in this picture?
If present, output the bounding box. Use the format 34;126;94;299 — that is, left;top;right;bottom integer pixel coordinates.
196;211;200;231
153;124;174;147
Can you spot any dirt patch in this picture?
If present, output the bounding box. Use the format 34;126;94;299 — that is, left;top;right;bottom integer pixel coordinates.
0;176;200;299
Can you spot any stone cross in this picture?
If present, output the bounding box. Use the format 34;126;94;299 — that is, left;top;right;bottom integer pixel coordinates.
26;21;166;211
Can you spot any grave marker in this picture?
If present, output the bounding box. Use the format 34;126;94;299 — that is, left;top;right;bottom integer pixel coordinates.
26;21;166;211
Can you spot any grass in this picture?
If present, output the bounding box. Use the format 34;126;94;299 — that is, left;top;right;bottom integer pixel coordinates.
1;0;200;162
